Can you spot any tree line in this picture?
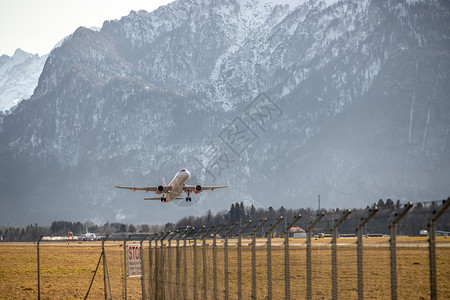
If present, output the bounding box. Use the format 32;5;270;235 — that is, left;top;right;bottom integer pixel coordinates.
1;197;448;242
172;198;449;237
0;221;162;242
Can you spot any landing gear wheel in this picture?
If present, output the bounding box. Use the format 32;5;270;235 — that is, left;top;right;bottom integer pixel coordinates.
186;191;192;202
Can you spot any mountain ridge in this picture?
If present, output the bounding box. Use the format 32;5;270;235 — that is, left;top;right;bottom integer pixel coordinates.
0;0;449;226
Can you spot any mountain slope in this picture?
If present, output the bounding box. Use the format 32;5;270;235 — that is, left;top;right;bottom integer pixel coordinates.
0;0;449;226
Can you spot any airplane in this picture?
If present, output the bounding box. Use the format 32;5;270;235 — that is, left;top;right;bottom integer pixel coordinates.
115;169;229;202
81;225;98;241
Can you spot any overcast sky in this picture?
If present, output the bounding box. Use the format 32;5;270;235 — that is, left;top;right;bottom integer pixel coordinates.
0;0;174;57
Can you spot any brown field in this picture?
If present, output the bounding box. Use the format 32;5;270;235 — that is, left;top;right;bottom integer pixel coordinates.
0;237;449;299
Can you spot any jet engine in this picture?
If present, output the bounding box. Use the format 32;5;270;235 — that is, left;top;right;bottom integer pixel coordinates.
193;185;203;194
156;185;164;194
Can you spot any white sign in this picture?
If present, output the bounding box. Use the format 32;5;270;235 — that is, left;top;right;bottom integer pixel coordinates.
127;244;142;277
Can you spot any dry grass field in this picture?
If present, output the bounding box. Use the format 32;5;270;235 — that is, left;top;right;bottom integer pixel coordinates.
0;237;449;299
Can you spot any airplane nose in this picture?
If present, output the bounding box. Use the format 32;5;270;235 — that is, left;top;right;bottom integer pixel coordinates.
185;169;191;178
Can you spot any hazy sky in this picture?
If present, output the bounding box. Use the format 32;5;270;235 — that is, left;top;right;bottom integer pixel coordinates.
0;0;174;56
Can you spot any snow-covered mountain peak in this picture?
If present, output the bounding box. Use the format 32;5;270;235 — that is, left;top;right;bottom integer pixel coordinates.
12;48;32;59
0;49;48;112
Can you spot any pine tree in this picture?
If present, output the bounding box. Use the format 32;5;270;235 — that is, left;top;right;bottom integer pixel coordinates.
250;204;256;220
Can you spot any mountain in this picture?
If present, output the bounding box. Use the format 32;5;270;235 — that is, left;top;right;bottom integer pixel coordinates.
0;30;94;114
0;49;48;112
0;0;449;226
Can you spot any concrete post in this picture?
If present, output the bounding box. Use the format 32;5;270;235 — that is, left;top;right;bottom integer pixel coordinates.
184;227;195;300
37;235;43;300
176;229;188;300
389;202;412;300
428;199;449;300
307;212;324;300
357;208;378;300
213;224;226;300
251;219;267;299
159;231;171;300
194;226;206;300
167;231;179;300
140;234;149;300
224;223;238;300
332;210;351;300
284;214;302;300
148;233;159;300
123;234;133;300
267;217;284;300
238;220;252;300
202;226;214;300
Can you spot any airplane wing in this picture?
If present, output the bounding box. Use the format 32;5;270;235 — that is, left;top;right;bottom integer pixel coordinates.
184;181;229;192
115;184;173;192
115;184;158;192
144;197;184;200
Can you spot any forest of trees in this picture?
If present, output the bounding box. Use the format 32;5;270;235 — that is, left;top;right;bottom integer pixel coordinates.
172;198;450;238
1;198;448;242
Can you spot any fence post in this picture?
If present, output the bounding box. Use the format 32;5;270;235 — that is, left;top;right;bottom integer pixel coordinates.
102;235;110;300
357;207;378;300
202;226;214;300
154;233;161;300
159;231;171;300
184;227;195;300
37;235;43;300
148;233;159;300
238;220;253;300
213;224;226;300
140;234;148;299
307;212;324;300
194;226;206;300
284;214;302;300
176;229;188;300
167;231;178;300
428;199;450;300
390;202;412;300
332;210;351;300
224;223;238;300
140;234;149;300
267;216;284;300
252;219;267;299
123;234;133;300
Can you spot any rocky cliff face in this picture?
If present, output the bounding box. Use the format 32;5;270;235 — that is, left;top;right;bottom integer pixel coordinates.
1;0;449;225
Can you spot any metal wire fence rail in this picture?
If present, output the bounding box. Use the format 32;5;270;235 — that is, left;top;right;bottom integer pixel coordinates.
142;202;450;299
27;202;450;299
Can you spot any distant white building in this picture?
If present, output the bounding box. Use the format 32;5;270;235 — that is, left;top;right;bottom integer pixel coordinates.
290;226;306;238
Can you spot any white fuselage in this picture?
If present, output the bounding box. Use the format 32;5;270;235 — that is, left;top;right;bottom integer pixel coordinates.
165;169;191;202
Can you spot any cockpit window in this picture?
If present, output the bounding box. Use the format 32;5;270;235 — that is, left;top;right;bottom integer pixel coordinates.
180;169;186;172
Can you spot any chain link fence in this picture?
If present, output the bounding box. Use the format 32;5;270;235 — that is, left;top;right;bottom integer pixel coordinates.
4;202;449;299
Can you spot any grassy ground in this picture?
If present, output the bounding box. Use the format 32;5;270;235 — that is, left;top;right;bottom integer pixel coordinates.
0;237;449;299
